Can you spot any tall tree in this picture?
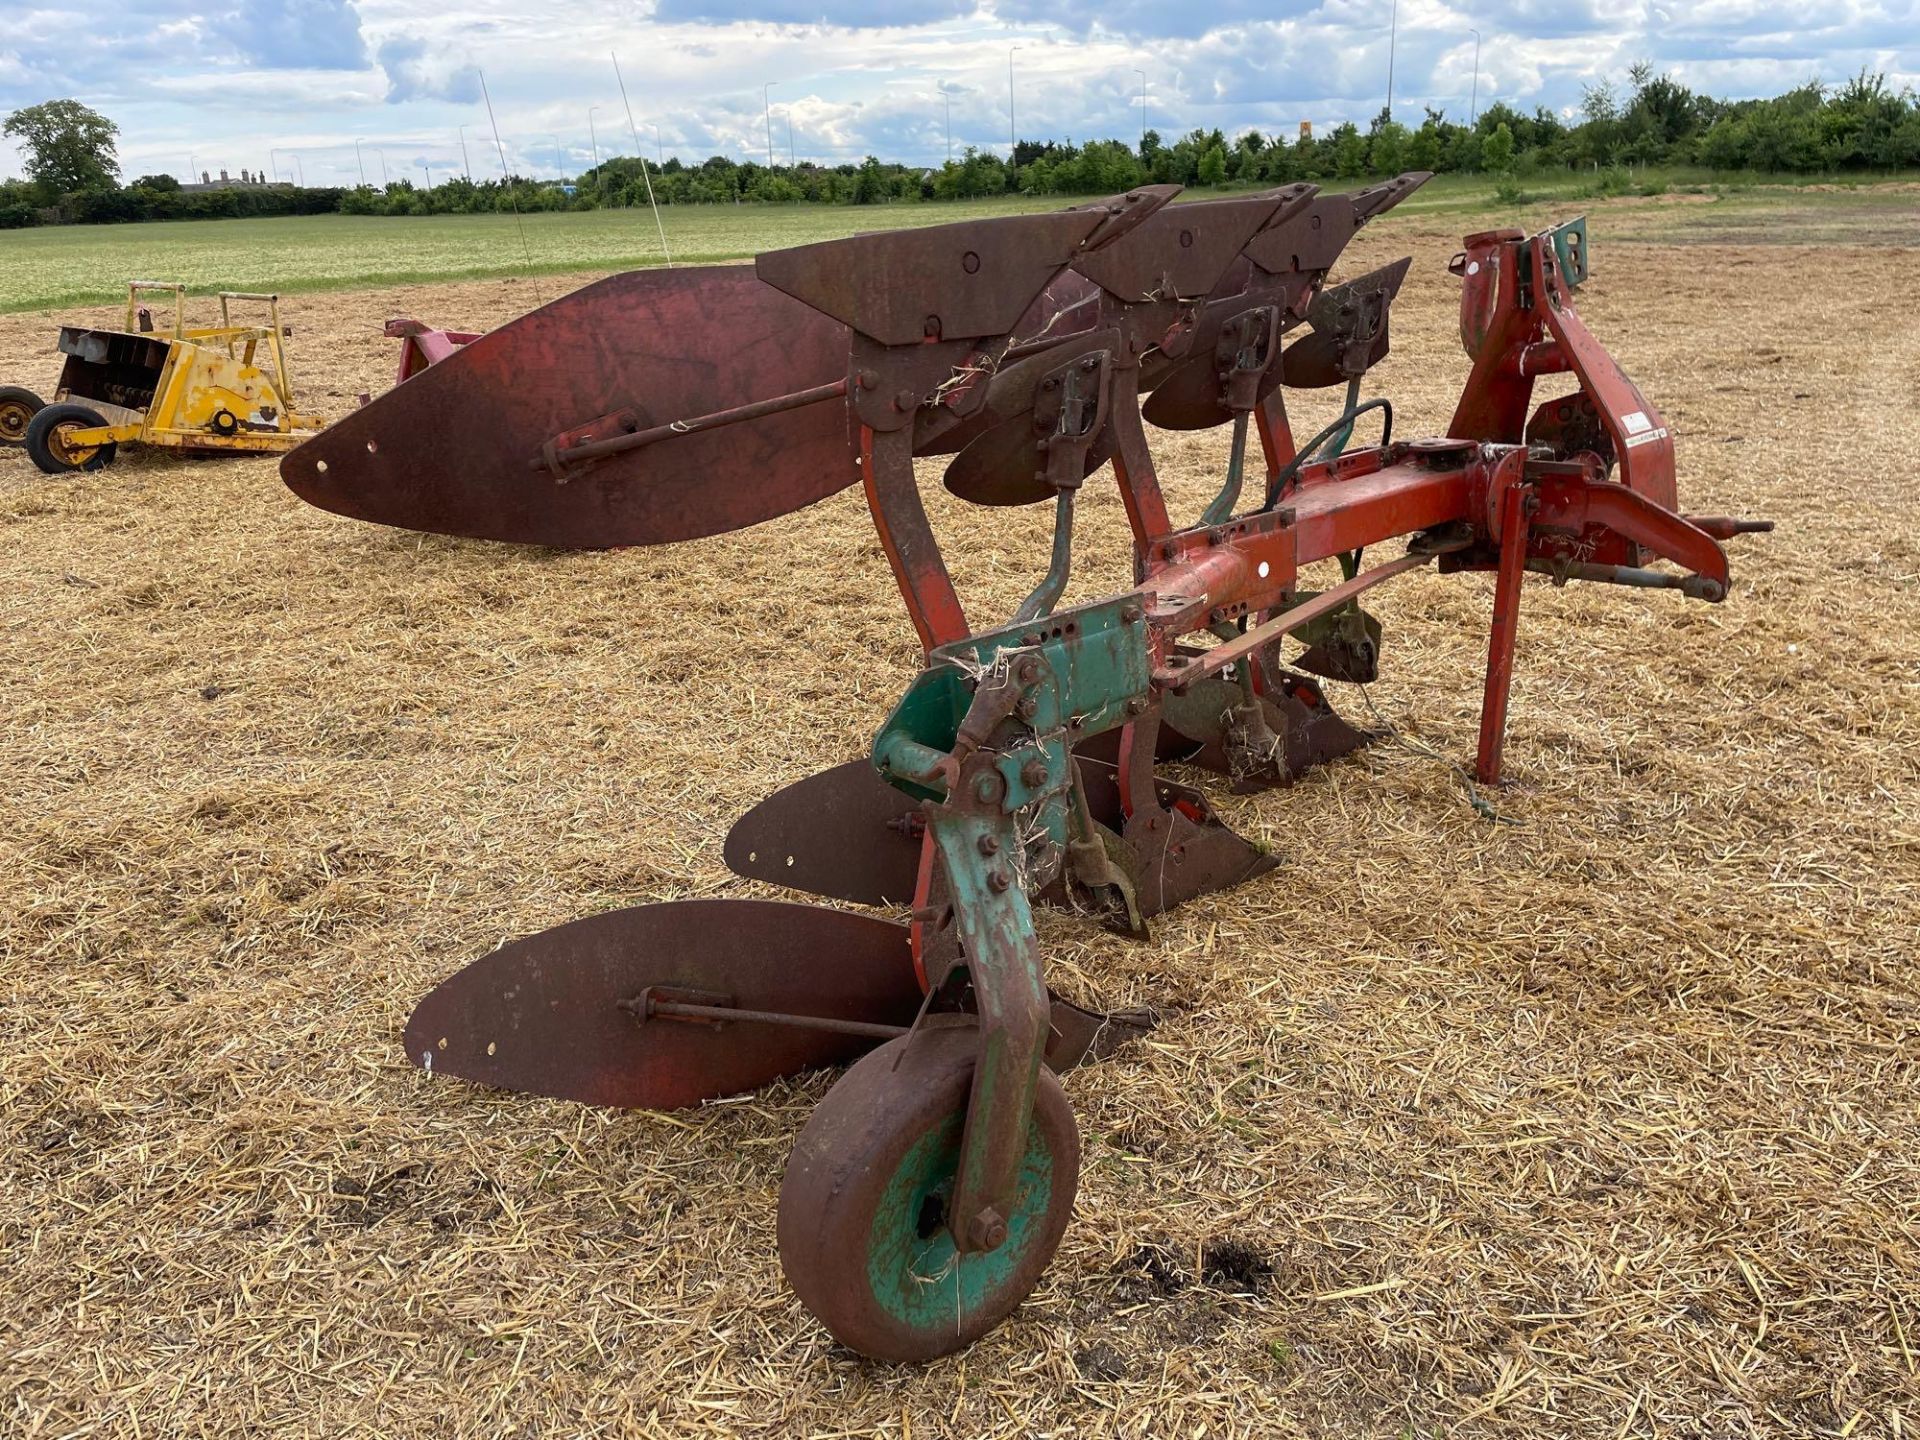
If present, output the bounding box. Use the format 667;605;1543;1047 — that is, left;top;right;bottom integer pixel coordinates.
3;99;119;194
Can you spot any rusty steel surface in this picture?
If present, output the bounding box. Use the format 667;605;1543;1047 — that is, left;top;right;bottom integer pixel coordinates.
403;899;923;1110
286;196;1775;1365
284;266;856;547
1279;256;1412;389
724;758;924;907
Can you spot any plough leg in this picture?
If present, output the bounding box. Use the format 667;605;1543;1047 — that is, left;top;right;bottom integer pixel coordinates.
1476;479;1533;786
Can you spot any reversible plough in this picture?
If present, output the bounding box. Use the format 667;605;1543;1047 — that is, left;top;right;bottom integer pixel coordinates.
283;175;1769;1362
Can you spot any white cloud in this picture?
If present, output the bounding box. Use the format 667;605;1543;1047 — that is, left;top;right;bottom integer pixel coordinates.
5;0;1916;183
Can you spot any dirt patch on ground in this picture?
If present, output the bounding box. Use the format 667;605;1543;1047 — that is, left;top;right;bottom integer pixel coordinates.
2;216;1917;1438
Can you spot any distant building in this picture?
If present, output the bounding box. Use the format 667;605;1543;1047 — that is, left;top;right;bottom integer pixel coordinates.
180;168;290;193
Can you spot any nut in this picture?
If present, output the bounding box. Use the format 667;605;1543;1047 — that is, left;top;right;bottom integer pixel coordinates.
968;1208;1009;1251
1021;759;1049;788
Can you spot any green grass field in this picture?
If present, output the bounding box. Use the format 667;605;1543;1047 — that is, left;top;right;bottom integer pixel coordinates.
3;169;1914;314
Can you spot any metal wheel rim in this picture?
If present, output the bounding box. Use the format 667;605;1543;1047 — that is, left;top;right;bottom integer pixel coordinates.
48;422;101;467
0;400;31;442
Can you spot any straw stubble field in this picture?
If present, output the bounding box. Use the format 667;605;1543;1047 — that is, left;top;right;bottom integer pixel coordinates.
2;199;1917;1438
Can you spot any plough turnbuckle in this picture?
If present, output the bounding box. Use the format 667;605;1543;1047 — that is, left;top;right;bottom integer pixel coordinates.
282;178;1769;1362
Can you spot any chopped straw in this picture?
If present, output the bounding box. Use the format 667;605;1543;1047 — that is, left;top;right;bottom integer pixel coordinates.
2;198;1916;1438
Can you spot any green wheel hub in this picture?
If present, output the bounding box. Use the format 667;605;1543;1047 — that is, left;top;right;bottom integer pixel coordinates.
778;1020;1079;1362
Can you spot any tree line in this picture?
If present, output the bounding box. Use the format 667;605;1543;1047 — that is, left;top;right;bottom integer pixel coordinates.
6;68;1920;229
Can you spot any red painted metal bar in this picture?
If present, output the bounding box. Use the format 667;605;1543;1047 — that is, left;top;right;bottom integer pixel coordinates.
1106;383;1175;556
1154;550;1437;689
1476;478;1534;785
1253;389;1297;484
859;424;970;656
538;378;849;470
1286;450;1478;565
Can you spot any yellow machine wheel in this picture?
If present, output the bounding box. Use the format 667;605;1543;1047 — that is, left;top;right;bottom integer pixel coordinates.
25;403;117;475
0;385;43;445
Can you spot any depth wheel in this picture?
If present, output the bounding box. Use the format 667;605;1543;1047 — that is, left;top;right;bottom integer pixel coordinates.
778;1020;1079;1362
0;385;43;445
25;403;116;474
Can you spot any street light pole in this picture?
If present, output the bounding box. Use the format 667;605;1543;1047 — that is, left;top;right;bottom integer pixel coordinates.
458;123;472;181
786;111;796;167
1386;0;1398;121
1008;47;1018;186
1133;68;1147;154
764;83;777;169
1469;29;1482;126
654;123;663;166
551;134;563;180
294;155;304;187
377;147;388;186
589;107;601;171
354;139;365;187
943;86;951;164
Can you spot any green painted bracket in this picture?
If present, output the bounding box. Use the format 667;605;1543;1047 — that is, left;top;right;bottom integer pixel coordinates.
1550;216;1590;289
926;806;1049;1249
872;593;1152;818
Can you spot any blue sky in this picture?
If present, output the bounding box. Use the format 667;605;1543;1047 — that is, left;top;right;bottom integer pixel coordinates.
2;1;1915;186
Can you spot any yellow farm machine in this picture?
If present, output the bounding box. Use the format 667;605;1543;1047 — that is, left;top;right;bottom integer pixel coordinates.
1;282;324;474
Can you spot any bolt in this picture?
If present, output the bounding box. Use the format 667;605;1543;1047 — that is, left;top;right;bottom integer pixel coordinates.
977;834;1000;857
1018;696;1039;720
987;871;1011;894
1021;759;1049;788
1017;655;1042;684
894;388;919;412
1021;631;1042;647
974;774;1001;803
856;369;879;390
1121;604;1142;623
968;1207;1009;1250
1126;696;1149;715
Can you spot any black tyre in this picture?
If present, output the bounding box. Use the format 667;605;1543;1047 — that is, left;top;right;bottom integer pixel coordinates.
0;385;43;445
25;403;117;475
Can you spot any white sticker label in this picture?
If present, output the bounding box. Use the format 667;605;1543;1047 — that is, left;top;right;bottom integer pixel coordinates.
1622;410;1652;435
1623;426;1670;450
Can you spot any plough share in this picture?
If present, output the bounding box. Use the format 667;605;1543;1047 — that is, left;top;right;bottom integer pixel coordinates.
284;175;1769;1362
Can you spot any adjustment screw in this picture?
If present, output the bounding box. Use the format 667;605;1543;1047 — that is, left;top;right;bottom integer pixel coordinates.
987;871;1011;894
1021;759;1049;788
